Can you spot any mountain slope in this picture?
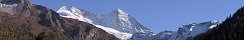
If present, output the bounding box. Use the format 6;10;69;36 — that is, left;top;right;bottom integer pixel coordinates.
103;9;150;33
129;21;221;40
0;0;119;40
194;7;244;40
169;21;221;40
57;6;151;40
57;6;150;34
56;6;225;40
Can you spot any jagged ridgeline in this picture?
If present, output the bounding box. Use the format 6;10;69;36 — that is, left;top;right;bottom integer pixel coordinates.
194;7;244;40
0;0;119;40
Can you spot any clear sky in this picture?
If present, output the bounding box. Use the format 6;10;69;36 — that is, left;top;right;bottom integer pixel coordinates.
30;0;243;33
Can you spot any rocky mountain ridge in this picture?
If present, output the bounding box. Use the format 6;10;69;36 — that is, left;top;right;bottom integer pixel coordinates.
0;0;119;40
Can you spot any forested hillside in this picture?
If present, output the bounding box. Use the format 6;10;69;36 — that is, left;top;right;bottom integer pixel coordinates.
194;7;244;40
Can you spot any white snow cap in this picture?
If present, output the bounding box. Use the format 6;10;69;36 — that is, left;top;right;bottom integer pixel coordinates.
57;6;92;23
57;6;133;40
113;9;128;15
117;9;127;14
58;6;84;17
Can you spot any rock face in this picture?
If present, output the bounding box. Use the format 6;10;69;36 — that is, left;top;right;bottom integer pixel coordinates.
0;0;119;40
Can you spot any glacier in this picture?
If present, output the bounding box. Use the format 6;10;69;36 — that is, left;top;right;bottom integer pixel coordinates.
57;6;139;40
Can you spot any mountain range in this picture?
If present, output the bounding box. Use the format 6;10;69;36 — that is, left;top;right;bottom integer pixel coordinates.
0;0;244;40
55;6;223;40
0;0;118;40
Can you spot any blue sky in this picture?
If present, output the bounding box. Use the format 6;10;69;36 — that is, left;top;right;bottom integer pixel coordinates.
30;0;243;33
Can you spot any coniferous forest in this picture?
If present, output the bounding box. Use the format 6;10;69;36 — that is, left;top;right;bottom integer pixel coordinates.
194;7;244;40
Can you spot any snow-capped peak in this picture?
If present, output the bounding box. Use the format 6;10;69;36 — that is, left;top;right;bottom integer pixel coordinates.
113;9;132;28
58;6;84;17
116;9;127;15
57;6;134;40
168;20;222;40
112;9;128;16
57;6;92;23
129;20;222;40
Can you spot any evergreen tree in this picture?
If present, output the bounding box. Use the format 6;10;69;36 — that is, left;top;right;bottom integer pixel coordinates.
194;7;244;40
